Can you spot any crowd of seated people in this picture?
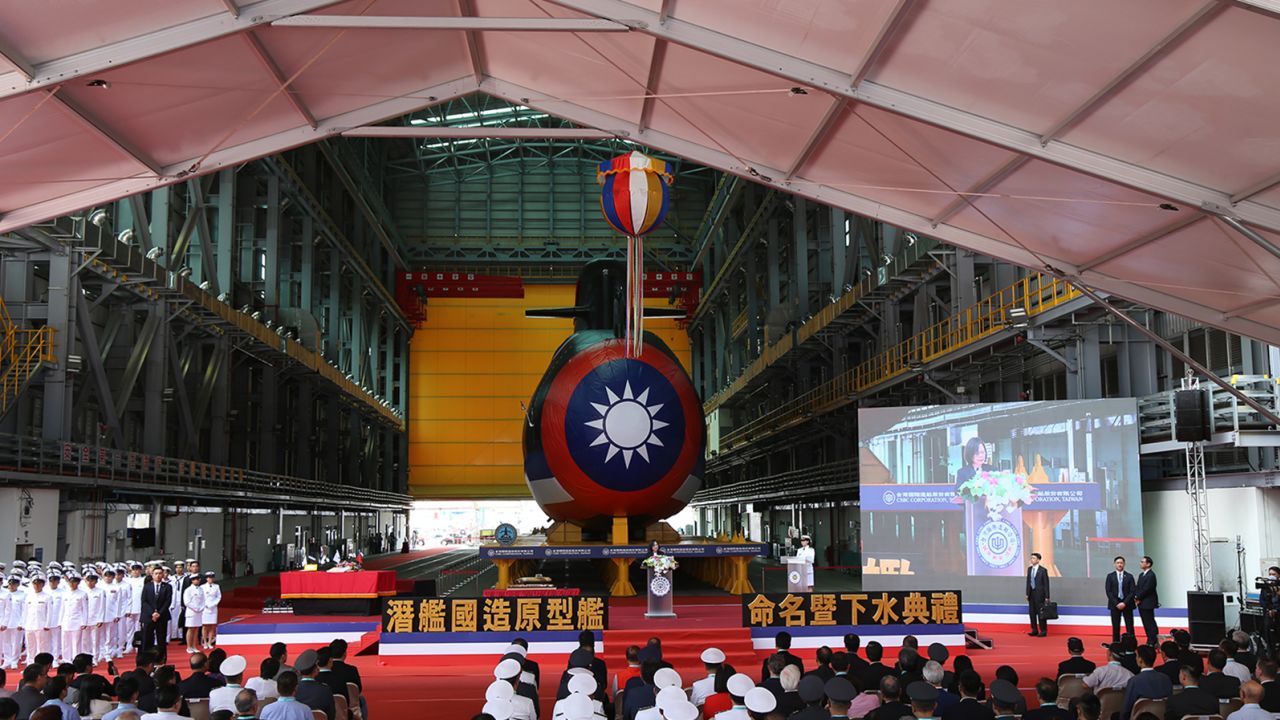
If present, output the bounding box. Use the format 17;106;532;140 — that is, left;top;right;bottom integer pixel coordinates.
474;629;1280;720
0;640;364;720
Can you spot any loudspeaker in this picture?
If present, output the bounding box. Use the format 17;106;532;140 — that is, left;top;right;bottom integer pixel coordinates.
1174;389;1211;442
1187;591;1227;646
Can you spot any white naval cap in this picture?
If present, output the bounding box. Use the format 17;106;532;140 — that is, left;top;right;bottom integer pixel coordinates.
567;673;596;696
700;647;726;664
726;673;755;697
745;687;778;714
493;658;522;680
653;667;682;689
485;680;514;702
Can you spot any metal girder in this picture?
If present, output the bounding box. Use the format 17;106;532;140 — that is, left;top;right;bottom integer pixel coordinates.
544;0;1280;237
242;31;316;128
221;0;241;17
1232;169;1280;203
48;91;163;175
114;306;163;413
0;75;478;233
313;140;409;268
638;38;669;131
785;97;846;180
928;156;1030;227
0;0;348;100
1076;213;1206;272
0;38;35;80
343;126;617;139
457;0;486;84
1038;0;1227;144
74;294;127;450
849;0;918;85
480;76;1280;347
271;16;629;31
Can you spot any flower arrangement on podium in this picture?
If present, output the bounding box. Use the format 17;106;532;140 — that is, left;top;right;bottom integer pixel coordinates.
957;469;1035;521
641;555;679;573
325;560;364;573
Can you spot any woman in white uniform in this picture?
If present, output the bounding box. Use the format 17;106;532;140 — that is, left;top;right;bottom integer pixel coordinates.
182;574;205;652
201;571;221;649
795;535;816;591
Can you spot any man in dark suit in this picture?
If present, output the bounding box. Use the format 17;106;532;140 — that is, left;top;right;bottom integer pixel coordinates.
1154;641;1182;686
1121;645;1172;720
1201;649;1242;699
1058;637;1097;677
68;655;113;705
759;631;804;681
13;666;47;720
1024;678;1073;720
1164;666;1219;720
761;654;786;701
868;675;910;720
1171;629;1204;674
844;633;870;678
1105;556;1137;642
1134;556;1159;646
942;670;995;720
139;567;173;663
860;642;895;694
1258;658;1279;713
178;653;224;701
1027;552;1051;637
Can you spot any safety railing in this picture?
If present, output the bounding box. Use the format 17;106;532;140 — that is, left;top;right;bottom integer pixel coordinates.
692;460;856;507
0;431;413;510
703;235;941;413
718;273;1082;452
0;297;56;416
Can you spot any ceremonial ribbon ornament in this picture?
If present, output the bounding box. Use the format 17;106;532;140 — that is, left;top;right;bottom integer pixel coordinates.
598;152;673;357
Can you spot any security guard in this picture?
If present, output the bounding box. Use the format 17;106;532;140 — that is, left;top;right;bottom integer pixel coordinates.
791;675;829;720
825;677;856;720
906;681;940;720
989;680;1023;720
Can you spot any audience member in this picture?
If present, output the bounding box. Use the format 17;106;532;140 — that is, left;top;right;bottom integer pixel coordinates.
102;678;141;720
761;654;786;701
712;673;754;720
823;678;855;720
859;642;893;694
1221;639;1252;685
791;675;828;720
209;656;247;714
1058;638;1097;677
843;634;869;677
1121;645;1172;720
1153;642;1181;686
743;686;776;720
989;680;1022;720
758;632;802;681
702;663;737;718
776;665;803;716
691;648;724;707
208;650;229;684
1230;631;1257;675
138;686;184;720
0;698;18;720
260;672;308;720
1024;678;1071;720
1256;658;1278;712
1075;693;1100;720
942;671;993;720
867;675;908;720
268;645;292;680
178;654;223;700
38;678;79;720
245;659;279;702
993;668;1026;715
1227;681;1271;720
809;646;835;682
291;650;334;720
233;690;258;720
906;681;939;720
508;638;538;689
923;661;959;713
1204;648;1244;699
1171;630;1204;674
15;665;49;720
949;657;984;700
1164;666;1218;720
1083;644;1135;693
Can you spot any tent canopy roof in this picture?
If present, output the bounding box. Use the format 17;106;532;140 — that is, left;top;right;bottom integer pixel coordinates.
2;0;1279;342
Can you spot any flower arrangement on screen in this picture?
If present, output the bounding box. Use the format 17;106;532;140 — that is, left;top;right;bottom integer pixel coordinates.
957;470;1035;521
641;555;679;573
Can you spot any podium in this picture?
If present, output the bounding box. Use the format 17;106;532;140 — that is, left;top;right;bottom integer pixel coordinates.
645;567;676;618
786;558;812;593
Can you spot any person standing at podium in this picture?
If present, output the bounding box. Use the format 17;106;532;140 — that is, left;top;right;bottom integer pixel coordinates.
795;536;816;591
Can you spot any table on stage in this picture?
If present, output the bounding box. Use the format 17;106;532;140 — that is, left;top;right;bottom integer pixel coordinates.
280;570;397;615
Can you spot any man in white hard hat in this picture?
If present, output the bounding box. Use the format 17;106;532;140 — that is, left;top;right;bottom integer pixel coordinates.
692;648;726;706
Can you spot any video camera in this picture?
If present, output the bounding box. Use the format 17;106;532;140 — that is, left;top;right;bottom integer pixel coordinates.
1258;576;1280;590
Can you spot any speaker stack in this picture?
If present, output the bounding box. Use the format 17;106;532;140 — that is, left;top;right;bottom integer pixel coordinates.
1174;389;1211;442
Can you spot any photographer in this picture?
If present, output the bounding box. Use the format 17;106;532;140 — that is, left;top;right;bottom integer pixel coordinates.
1262;566;1280;652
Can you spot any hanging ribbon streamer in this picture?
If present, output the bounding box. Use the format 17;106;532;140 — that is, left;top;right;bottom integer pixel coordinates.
598;152;673;358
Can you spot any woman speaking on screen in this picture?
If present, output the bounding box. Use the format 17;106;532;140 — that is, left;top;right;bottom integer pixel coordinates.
954;436;993;493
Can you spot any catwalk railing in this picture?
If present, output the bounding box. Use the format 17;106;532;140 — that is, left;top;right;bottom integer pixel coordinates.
692;461;856;506
0;431;412;510
718;273;1082;453
0;297;55;416
703;235;942;414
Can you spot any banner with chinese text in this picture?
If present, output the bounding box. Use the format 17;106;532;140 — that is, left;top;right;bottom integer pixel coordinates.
382;595;608;634
742;590;963;628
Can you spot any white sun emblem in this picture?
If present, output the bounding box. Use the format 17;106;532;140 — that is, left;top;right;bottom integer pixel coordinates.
585;381;668;468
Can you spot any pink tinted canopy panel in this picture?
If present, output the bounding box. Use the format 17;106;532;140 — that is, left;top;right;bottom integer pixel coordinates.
0;0;1279;343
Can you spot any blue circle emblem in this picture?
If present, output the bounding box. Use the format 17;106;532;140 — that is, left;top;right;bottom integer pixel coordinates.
563;359;686;492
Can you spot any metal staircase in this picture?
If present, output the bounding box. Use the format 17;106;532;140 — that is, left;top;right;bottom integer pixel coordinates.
0;296;55;417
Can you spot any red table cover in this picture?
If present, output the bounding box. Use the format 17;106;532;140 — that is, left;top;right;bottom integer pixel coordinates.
280;570;397;599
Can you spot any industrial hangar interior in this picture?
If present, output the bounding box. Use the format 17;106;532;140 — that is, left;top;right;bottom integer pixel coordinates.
1;2;1280;719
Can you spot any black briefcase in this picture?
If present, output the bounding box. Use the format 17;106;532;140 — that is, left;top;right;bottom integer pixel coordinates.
1040;602;1060;620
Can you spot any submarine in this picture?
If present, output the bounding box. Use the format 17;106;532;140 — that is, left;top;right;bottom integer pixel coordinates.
522;259;706;538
